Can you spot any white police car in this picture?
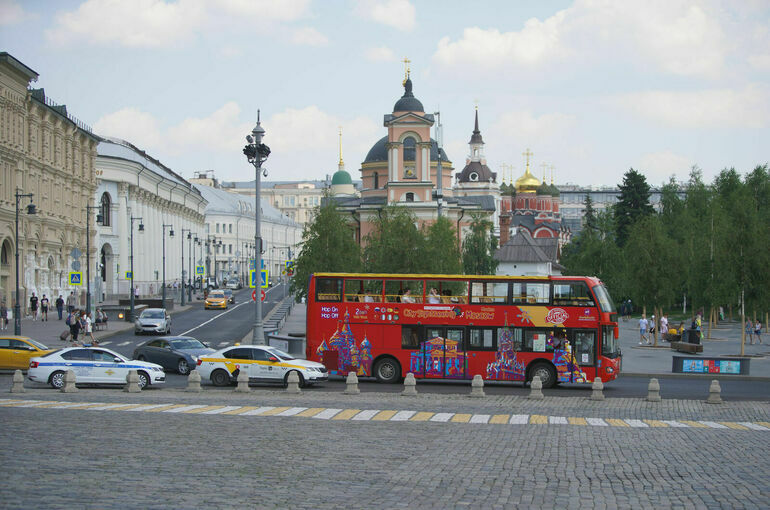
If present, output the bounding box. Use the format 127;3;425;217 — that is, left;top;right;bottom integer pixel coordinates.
196;345;328;387
28;347;165;389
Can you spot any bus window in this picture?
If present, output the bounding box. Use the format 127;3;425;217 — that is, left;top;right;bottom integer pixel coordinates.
553;281;595;306
402;325;420;350
512;282;526;304
593;285;617;313
386;280;424;303
468;328;495;351
344;279;383;303
602;325;620;358
572;330;596;365
316;278;342;302
526;283;549;304
523;329;551;352
470;281;508;304
426;280;468;304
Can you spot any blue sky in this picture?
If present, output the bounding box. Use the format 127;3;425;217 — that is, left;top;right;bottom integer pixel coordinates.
1;0;768;187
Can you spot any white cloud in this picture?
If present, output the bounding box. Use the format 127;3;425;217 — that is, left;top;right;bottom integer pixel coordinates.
165;102;248;153
46;0;311;48
93;107;163;149
748;54;770;71
364;46;396;62
354;0;416;31
291;27;329;46
0;0;31;25
638;150;694;184
489;110;577;142
611;85;770;128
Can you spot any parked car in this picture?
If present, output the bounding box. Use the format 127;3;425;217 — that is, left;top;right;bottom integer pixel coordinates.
223;289;235;304
0;336;55;370
196;345;328;387
204;290;228;310
28;347;165;389
134;308;172;335
226;280;241;290
132;336;215;375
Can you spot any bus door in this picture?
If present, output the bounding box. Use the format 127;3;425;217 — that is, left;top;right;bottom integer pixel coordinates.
421;327;466;379
570;329;597;383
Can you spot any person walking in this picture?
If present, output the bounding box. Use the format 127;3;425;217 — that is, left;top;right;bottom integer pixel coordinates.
40;294;49;321
55;295;64;320
29;292;39;320
68;310;81;344
746;320;754;345
755;320;763;345
66;291;76;314
0;300;8;330
84;312;97;345
639;315;649;345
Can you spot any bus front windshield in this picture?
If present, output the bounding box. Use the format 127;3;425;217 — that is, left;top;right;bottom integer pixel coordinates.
592;285;616;314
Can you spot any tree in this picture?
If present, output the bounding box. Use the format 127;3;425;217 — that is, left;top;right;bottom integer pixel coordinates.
423;216;463;275
362;204;425;273
613;168;654;246
462;213;499;275
583;193;597;233
289;197;361;301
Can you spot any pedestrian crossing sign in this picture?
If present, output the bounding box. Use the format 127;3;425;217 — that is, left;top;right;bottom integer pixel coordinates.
195;265;205;276
125;271;133;279
249;269;269;288
69;272;82;286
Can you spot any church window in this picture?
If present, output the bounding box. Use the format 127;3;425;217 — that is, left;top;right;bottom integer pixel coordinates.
374;173;379;189
100;192;111;226
405;192;415;202
470;172;478;182
403;137;416;161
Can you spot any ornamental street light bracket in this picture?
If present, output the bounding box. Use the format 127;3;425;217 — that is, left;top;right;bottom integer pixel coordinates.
14;189;36;335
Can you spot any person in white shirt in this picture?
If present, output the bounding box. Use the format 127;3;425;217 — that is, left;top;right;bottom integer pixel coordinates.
639;315;649;345
401;289;415;304
660;314;669;336
427;288;441;304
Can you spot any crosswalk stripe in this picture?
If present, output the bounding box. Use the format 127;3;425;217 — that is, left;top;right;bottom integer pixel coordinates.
510;414;529;424
4;401;56;407
145;404;187;413
605;419;629;427
719;422;749;430
258;407;291;416
568;417;587;425
371;410;398;421
625;419;648;428
87;403;137;411
430;413;454;422
586;418;608;426
470;414;490;424
410;411;435;422
549;416;568;425
224;406;260;415
451;413;472;423
352;409;380;421
124;404;171;412
312;408;342;420
740;422;770;431
698;421;727;429
662;420;689;428
275;407;308;417
202;406;242;415
99;341;112;345
45;402;101;409
755;421;770;428
332;409;361;421
679;420;708;428
295;408;325;418
163;405;208;413
392;410;417;421
108;404;146;411
643;420;669;427
489;414;509;424
241;407;276;416
117;341;131;346
529;415;548;424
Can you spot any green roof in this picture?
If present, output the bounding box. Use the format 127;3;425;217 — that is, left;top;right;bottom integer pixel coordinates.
331;170;352;185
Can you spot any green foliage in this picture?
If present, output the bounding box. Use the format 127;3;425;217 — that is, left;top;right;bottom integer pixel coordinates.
613;168;654;246
583;194;597;233
362;204;426;273
462;214;499;275
424;216;463;275
289;198;361;301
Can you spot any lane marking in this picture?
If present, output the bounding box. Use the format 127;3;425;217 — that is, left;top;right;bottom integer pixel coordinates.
275;407;308;417
529;415;548;424
510;414;529;425
312;408;342;420
163;405;208;413
145;404;187;413
719;422;749;430
549;416;568;425
662;420;689;428
625;419;648;428
182;406;226;414
586;418;608;426
755;421;770;428
3;400;57;407
258;407;292;416
295;408;325;418
352;409;380;421
117;341;131;346
241;407;276;416
202;406;243;415
605;419;629;427
99;341;112;345
224;406;260;415
740;422;770;431
470;414;490;424
679;420;709;428
429;413;454;422
410;412;435;422
371;410;398;421
332;409;362;421
84;403;136;411
568;417;587;426
451;413;472;423
392;410;417;421
489;414;509;424
180;300;251;336
217;342;229;347
123;404;171;412
698;421;727;429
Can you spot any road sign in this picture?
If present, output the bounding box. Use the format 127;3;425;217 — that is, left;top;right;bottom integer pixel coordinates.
252;290;257;301
249;269;256;288
286;259;294;276
69;272;82;286
125;271;132;279
249;259;256;270
261;269;268;289
261;290;266;301
71;260;81;271
249;268;269;288
195;265;205;275
70;247;81;259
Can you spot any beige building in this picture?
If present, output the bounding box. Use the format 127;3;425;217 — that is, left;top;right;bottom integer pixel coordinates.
0;52;98;313
221;179;324;225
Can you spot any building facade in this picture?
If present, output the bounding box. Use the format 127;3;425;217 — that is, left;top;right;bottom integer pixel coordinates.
558;185;667;235
0;52;99;312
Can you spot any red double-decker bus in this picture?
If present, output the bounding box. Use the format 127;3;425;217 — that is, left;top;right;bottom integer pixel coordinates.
306;273;621;388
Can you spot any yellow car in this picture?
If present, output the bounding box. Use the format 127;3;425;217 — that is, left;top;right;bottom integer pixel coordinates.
0;336;55;370
205;290;228;310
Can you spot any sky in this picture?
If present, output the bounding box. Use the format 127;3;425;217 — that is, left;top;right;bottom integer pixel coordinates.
1;0;768;188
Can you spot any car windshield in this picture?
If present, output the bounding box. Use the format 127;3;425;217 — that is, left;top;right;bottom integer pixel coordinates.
223;290;232;296
265;347;294;360
141;310;165;319
210;291;225;298
592;285;617;313
171;338;206;350
26;338;49;350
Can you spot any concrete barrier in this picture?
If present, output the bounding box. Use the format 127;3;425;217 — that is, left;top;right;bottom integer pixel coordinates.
528;376;544;400
10;370;25;393
469;375;485;398
401;372;418;396
186;370;202;392
706;379;722;404
344;372;360;395
235;369;250;393
647;378;661;402
286;371;301;394
124;370;141;393
61;370;78;393
590;378;604;401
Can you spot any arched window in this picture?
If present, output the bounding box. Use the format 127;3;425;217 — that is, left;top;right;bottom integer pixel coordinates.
403;137;416;161
1;241;9;265
374;173;379;189
100;192;111;226
405;192;415;202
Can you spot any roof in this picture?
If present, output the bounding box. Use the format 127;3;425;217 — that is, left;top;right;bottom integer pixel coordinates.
495;228;561;266
469;109;484;145
393;77;424;113
364;136;449;164
331;170;352;185
0;52;38;82
97;137;196;190
193;184;299;225
456;161;497;183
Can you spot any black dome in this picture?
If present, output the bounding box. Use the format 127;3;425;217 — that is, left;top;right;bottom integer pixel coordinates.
364;136;449;164
457;161;496;183
393;77;424;113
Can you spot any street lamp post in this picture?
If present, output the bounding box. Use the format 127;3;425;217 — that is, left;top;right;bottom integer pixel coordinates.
85;204;104;315
193;236;200;294
180;228;191;306
186;231;194;302
162;224;174;305
14;189;36;335
129;216;144;321
243;110;271;345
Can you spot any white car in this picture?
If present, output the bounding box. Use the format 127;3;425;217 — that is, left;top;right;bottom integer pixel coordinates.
196;345;328;387
28;347;165;389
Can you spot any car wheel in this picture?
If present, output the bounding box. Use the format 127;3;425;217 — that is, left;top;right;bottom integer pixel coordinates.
374;357;401;384
528;362;557;389
177;359;190;375
49;370;66;389
211;369;230;387
137;355;146;361
283;370;305;388
137;371;150;389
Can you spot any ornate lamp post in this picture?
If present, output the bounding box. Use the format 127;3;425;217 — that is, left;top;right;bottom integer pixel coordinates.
85;204;104;315
243;110;271;344
14;189;36;335
129;216;144;321
186;231;194;302
161;224;174;304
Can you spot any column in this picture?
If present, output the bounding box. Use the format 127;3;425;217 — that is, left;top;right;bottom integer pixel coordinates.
421;144;430;181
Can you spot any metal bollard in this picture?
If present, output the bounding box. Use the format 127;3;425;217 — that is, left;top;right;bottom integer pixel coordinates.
61;370;78;393
285;371;301;394
528;376;544;400
124;370;141;393
186;370;202;393
401;372;418;396
647;378;661;402
235;368;250;393
706;379;722;404
590;378;604;401
343;372;360;395
469;374;485;398
10;370;25;393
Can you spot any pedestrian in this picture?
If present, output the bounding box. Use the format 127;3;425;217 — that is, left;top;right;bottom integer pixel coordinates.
68;310;81;343
55;295;64;320
746;320;754;345
84;312;97;345
134;286;140;299
40;294;49;321
0;300;8;330
29;292;39;320
626;300;632;321
66;291;76;314
755;320;762;345
660;314;669;336
639;315;649;345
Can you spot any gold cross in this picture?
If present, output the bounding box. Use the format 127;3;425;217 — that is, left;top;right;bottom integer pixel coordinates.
522;148;533;171
540;162;548;181
550;164;556;184
402;57;411;84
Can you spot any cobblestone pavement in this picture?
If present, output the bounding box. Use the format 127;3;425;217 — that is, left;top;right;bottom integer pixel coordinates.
1;391;769;509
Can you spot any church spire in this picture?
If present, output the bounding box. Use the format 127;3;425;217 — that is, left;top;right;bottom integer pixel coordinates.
338;126;344;170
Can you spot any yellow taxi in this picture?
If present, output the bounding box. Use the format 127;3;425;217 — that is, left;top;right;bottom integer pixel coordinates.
0;336;55;370
204;289;228;310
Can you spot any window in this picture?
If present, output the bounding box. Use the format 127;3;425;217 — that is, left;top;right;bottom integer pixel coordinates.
385;280;423;303
602;325;620;358
403;136;416;161
374;173;379;189
216;223;220;233
224;348;252;360
401;325;420;350
316;278;342;302
573;330;596;366
522;329;551;353
405;192;415;202
426;280;468;304
147;340;164;348
0;338;10;348
100;192;111;226
497;327;523;351
470;281;508;304
93;350;118;362
251;349;270;361
468;328;495;351
526;283;549;304
553;281;595;306
344;279;383;302
229;224;232;233
61;349;92;360
593;285;616;313
229;244;232;254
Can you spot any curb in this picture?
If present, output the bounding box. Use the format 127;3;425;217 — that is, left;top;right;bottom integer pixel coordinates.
621;372;770;382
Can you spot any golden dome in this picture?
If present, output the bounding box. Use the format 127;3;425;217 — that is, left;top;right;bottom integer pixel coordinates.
515;167;541;193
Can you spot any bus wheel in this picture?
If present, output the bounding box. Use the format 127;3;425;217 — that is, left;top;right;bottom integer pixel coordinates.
529;362;556;389
374;357;400;384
